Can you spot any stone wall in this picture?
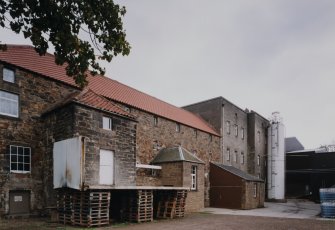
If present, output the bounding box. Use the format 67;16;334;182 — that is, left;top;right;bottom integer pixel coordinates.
247;112;269;179
243;181;265;209
221;98;248;172
44;104;137;189
152;161;205;212
73;105;137;187
0;63;77;215
182;162;205;212
121;107;221;207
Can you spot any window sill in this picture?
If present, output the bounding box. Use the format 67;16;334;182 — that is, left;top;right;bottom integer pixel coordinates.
10;171;30;174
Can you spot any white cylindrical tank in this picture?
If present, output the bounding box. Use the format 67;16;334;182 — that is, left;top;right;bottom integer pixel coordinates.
267;112;285;200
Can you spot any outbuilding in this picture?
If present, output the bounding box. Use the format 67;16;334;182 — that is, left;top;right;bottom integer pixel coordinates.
209;163;264;209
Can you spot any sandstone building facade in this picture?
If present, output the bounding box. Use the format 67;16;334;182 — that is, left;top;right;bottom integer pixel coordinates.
0;45;220;217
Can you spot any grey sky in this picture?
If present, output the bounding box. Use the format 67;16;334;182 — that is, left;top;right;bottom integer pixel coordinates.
1;0;335;148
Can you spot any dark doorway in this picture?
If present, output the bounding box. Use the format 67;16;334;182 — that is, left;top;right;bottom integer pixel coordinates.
9;190;30;215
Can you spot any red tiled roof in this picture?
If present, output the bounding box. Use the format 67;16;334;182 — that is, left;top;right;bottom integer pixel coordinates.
43;88;135;120
0;45;219;136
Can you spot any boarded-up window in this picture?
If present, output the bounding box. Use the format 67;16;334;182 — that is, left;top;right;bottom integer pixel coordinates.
99;149;114;185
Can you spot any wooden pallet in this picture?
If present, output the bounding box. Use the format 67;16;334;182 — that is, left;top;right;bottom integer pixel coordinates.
156;190;188;219
175;190;187;217
127;190;153;223
57;189;110;227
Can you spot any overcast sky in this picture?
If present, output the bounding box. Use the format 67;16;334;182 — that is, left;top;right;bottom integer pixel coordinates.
1;0;335;149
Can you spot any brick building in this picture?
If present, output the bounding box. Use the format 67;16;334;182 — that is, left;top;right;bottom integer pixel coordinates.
0;45;221;218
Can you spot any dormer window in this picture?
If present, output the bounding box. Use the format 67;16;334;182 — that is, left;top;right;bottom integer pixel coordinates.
3;68;15;83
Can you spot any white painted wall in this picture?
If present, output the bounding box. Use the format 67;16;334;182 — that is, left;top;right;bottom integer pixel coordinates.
53;137;82;190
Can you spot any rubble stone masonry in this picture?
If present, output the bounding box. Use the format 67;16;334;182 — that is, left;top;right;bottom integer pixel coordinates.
118;107;221;207
0;64;77;215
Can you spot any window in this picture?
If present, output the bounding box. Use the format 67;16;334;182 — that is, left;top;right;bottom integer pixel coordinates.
10;145;31;173
209;134;212;142
0;90;19;117
102;116;112;130
191;165;197;190
241;128;245;140
241;152;244;164
153;116;158;126
193;129;197;138
226;148;230;161
234;150;237;162
3;68;15;83
257;131;261;143
234;125;238;137
226;121;231;134
253;183;257;198
257;155;261;165
176;123;180;132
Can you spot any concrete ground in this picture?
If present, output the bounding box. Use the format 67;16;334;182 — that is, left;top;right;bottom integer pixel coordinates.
203;199;321;219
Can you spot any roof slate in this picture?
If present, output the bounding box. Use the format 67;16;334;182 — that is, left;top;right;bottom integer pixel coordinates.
212;163;263;182
151;146;205;164
285;137;305;152
0;45;219;136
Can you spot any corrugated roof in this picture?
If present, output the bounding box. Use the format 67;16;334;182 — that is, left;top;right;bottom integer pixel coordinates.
42;88;135;119
151;146;205;164
212;163;263;182
0;45;219;136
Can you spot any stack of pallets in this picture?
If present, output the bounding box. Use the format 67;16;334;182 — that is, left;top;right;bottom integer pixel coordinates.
174;190;187;218
128;190;153;223
156;190;188;219
57;189;74;225
57;189;110;227
156;191;176;219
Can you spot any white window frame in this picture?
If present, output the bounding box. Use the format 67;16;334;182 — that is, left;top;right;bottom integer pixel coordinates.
102;116;112;130
191;165;197;190
0;90;19;118
10;145;31;173
3;68;15;83
253;183;257;198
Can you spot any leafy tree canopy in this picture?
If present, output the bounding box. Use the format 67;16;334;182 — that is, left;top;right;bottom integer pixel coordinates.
0;0;130;87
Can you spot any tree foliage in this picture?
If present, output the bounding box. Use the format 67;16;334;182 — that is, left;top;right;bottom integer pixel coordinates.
0;0;130;87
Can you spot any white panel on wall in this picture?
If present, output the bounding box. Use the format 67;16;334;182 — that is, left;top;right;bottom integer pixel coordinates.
99;149;114;185
53;137;82;189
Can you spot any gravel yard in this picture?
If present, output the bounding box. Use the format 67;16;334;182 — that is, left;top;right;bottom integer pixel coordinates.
0;213;334;230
